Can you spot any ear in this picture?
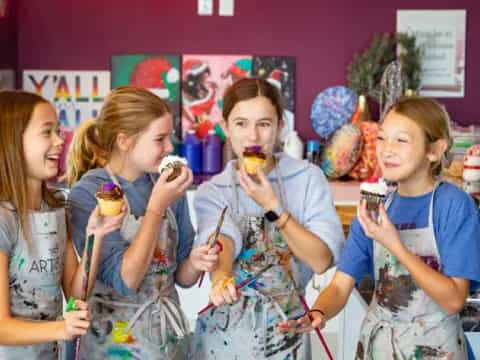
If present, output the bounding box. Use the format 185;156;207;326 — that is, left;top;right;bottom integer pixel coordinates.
115;133;133;153
427;139;448;163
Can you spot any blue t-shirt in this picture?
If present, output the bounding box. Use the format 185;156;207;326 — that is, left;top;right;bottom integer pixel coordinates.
338;182;480;290
68;168;195;296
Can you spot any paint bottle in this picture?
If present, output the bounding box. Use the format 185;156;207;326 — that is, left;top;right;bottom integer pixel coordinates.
184;129;202;174
202;130;222;174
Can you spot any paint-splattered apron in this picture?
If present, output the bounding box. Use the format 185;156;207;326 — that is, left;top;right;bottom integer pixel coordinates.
0;203;66;359
192;161;310;359
356;184;467;360
79;172;190;360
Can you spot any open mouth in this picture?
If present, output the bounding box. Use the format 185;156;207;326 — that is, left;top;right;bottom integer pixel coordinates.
45;154;60;163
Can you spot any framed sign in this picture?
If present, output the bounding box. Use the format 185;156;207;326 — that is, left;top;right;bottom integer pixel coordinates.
397;10;466;97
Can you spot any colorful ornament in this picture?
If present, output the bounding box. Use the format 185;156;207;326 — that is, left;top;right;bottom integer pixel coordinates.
311;86;357;140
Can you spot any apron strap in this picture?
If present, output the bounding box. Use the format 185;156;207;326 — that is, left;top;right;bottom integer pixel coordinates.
104;165;132;215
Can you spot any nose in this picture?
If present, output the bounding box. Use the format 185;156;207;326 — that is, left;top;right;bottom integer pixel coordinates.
54;130;65;147
247;124;259;142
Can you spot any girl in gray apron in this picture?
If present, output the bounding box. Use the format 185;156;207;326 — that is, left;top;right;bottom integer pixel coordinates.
79;170;190;360
355;185;467;359
0;203;66;359
192;160;310;359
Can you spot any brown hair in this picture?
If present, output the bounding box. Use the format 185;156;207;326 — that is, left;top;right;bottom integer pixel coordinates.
389;96;452;177
222;78;284;122
66;87;171;186
0;91;63;243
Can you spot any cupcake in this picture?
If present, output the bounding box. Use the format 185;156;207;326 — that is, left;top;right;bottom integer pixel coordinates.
360;177;388;212
96;182;124;216
158;155;188;182
242;146;267;176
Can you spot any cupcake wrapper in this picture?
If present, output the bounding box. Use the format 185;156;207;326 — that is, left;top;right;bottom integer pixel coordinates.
360;191;385;211
243;158;265;175
97;198;124;216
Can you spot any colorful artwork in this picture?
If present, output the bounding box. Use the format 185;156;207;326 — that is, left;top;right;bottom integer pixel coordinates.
22;70;110;130
182;55;252;139
252;56;296;140
311;86;358;140
112;54;181;139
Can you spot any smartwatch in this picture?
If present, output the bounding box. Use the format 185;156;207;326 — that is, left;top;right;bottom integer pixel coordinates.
264;204;285;222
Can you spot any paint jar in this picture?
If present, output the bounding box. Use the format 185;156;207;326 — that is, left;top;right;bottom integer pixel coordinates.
184;130;202;174
202;130;222;174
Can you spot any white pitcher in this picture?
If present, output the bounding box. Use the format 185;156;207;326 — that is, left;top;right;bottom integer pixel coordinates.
283;130;304;160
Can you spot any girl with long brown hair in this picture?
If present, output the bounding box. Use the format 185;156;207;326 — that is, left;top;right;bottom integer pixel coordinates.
0;90;124;359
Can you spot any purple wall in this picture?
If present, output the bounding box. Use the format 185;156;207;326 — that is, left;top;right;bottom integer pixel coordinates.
16;0;480;139
0;0;17;69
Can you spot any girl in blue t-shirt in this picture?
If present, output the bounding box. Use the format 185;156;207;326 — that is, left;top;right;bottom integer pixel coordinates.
279;96;480;359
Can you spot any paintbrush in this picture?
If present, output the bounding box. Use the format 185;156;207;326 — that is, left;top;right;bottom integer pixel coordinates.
198;206;228;287
198;263;273;315
74;233;95;360
280;252;334;360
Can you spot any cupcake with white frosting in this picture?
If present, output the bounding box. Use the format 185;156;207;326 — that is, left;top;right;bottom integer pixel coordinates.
158;155;188;182
360;177;388;211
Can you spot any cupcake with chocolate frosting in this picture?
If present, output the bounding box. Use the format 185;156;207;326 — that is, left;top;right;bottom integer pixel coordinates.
96;182;124;216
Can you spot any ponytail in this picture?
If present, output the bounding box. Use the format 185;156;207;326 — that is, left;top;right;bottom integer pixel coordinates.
65;119;107;186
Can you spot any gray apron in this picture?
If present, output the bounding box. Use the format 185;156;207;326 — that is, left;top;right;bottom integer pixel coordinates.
192;159;310;359
356;184;467;360
79;170;190;359
0;202;66;359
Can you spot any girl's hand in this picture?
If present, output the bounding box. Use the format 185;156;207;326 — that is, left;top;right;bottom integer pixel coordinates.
238;164;280;211
357;200;403;253
277;311;325;334
189;244;220;272
149;166;193;212
62;300;91;340
86;205;126;238
209;274;238;307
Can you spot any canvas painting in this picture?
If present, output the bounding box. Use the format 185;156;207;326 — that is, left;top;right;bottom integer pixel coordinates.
112;54;182;139
252;56;296;141
182;55;252;139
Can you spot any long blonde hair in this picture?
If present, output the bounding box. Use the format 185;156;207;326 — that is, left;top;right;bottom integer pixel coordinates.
389;96;452;177
0;91;63;243
66;87;171;186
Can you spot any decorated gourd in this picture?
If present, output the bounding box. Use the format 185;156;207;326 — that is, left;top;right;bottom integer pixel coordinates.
321;124;363;179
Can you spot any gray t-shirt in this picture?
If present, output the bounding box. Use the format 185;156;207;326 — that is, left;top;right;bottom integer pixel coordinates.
0;203;66;359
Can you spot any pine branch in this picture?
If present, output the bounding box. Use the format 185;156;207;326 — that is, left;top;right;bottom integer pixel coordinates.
347;33;396;102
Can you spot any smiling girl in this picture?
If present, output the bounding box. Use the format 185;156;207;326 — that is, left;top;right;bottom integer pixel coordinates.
66;87;218;359
0;91;124;359
278;96;480;359
191;78;344;359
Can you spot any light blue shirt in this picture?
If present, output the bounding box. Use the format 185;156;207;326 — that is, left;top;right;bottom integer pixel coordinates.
68;168;195;296
194;153;345;289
